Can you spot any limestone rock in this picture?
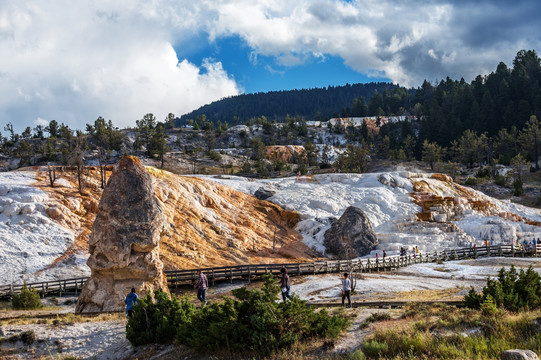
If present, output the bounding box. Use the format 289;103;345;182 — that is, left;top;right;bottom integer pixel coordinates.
254;187;276;200
76;156;169;314
323;206;378;258
501;349;539;360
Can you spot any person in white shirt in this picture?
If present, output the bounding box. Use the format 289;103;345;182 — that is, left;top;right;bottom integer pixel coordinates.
342;272;351;308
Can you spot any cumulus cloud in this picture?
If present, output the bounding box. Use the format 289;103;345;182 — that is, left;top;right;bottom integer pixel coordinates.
0;1;240;131
1;0;540;131
196;0;540;86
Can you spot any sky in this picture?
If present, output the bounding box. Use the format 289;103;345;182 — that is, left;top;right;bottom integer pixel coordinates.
1;0;540;132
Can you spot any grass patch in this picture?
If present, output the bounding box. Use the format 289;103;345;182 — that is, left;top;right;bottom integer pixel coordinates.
1;312;125;326
359;312;393;330
433;267;451;273
357;303;541;359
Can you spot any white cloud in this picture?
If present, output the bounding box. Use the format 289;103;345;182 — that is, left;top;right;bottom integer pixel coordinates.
34;117;48;127
0;1;240;132
193;0;539;86
1;0;540;131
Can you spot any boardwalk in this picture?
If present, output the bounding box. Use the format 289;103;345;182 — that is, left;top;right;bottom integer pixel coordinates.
1;244;539;300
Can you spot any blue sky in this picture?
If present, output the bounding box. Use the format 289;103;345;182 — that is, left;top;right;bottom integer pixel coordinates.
178;35;390;93
1;0;540;132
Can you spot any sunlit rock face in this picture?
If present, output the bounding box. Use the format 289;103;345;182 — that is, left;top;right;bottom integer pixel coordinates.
76;156;169;314
149;168;309;269
265;145;305;163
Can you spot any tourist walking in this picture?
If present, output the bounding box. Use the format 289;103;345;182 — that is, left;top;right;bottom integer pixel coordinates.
342;273;352;308
279;267;292;301
195;269;208;306
124;287;138;317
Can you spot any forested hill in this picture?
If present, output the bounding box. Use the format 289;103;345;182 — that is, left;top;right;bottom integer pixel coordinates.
178;82;401;125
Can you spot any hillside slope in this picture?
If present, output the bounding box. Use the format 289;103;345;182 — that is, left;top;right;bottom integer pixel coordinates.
179;82;399;124
2;167;540;285
0;167;311;284
204;172;541;255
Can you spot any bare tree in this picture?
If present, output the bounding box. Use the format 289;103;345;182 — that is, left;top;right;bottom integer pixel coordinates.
69;141;85;195
47;163;57;188
190;147;202;174
97;146;107;188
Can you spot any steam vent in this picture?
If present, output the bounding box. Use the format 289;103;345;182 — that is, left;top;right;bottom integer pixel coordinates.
75;156;169;313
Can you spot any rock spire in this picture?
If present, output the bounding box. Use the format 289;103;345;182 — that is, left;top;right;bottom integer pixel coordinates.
76;156;169;313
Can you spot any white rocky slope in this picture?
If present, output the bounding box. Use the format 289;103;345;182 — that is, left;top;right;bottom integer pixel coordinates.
202;172;541;256
1;170;541;285
0;171;85;284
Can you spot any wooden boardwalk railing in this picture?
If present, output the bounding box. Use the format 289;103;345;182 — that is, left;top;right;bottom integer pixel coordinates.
1;244;539;300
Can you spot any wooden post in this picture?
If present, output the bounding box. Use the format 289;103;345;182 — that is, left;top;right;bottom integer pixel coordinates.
248;266;251;284
230;267;233;283
212;270;215;286
313;262;316;275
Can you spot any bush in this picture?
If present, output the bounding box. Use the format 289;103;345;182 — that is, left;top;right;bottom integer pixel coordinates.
126;274;349;356
465;265;541;312
465;177;477;185
480;295;498;317
513;179;524;196
126;289;195;346
464;287;482;309
4;330;37;345
12;282;42;310
362;340;389;357
366;312;391;323
208;150;222;161
495;175;506;186
476;168;490;178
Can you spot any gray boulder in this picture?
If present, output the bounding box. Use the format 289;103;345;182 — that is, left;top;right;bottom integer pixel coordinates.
501;350;539;360
323;206;378;258
254;187;276;200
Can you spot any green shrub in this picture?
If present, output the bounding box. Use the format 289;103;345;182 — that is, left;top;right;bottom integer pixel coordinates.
12;282;42;310
366;312;391;323
476;168;490;178
362;340;389;357
513;179;524;196
465;177;477;185
495;175;506;186
480;295;498;317
208;150;222;161
4;330;37;345
466;265;541;312
126;289;195;346
126;274;349;356
464;287;482;309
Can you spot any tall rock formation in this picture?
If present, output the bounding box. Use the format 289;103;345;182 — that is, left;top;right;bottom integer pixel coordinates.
324;206;378;258
76;156;169;314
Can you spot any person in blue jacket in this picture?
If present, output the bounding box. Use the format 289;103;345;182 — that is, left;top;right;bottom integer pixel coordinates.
124;287;138;317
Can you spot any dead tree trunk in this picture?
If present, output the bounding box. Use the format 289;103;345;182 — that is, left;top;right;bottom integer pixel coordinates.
47;164;56;188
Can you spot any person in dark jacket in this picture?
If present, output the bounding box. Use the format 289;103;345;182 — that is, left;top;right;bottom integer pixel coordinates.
194;270;208;306
279;267;292;301
124;287;138;317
